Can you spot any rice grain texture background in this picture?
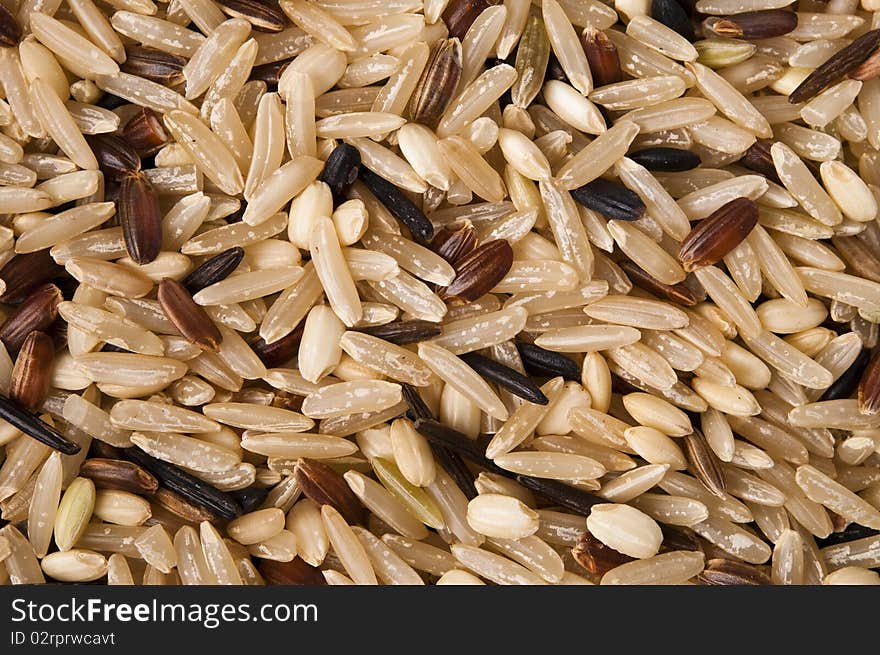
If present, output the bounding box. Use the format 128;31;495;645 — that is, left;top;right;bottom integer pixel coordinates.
0;0;878;587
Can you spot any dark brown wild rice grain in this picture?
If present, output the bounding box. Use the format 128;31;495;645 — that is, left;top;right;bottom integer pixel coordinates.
705;10;798;39
158;278;223;352
619;262;698;306
250;326;304;368
830;236;880;284
215;0;286;31
409;38;462;127
0;251;63;304
85;134;141;181
260;557;326;585
850;49;880;82
660;526;704;554
442;0;501;40
677;197;759;272
0;284;62;354
858;351;880;415
153;486;221;523
294;458;365;525
581;27;621;87
789;29;880;103
737;139;780;182
120;46;186;87
440;239;513;303
0;4;21;47
79;458;160;495
572;531;634;575
9;331;54;412
122;107;168;156
250;60;291;88
360;320;443;346
683;429;726;497
117;172;162;266
697;558;771;585
431;222;478;265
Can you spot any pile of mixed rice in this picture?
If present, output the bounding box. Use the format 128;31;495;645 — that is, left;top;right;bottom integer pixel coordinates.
0;0;879;586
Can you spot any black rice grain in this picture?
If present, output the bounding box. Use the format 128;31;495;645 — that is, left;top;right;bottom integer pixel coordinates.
182;247;245;293
570;178;646;221
123;447;242;519
320;143;361;205
629;147;701;172
0;394;81;455
516;343;580;381
821;348;871;401
358;167;434;242
459;352;548;405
